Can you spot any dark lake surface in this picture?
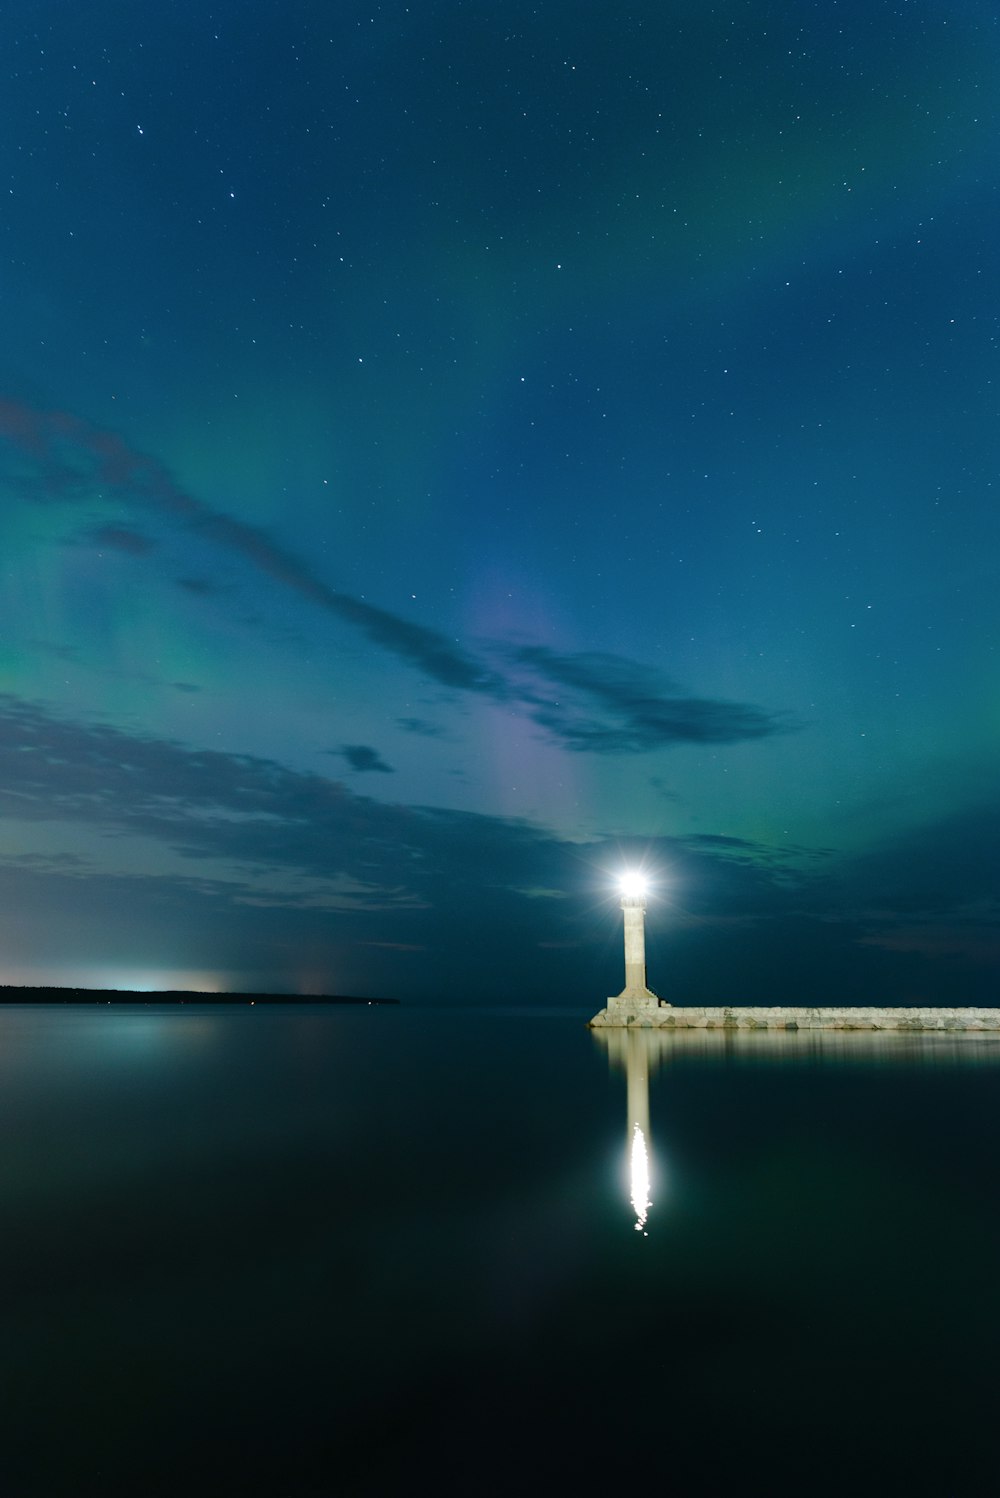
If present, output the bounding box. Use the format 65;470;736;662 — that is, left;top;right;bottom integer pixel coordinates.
3;1004;999;1496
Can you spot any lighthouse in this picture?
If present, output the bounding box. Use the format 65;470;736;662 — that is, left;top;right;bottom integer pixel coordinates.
608;871;664;1014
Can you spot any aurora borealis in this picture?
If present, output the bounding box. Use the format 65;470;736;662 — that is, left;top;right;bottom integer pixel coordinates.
2;0;998;1002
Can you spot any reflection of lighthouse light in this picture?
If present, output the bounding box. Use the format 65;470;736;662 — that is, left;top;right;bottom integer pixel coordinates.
630;1123;651;1234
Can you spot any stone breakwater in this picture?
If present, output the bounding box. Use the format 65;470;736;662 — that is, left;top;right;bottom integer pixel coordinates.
588;1004;1000;1031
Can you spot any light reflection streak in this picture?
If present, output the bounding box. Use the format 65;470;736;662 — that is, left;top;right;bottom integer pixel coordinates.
596;1027;661;1233
630;1122;650;1234
593;1023;1000;1234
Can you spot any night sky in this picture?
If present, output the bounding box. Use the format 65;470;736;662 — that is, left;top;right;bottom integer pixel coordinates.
2;0;998;1004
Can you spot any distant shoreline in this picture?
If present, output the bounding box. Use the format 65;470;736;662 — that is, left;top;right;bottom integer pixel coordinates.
0;986;398;1006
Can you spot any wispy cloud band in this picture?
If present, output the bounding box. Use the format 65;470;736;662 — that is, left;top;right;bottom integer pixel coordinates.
1;398;790;754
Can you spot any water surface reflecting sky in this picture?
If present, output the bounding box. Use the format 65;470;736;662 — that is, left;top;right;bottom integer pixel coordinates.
3;1005;999;1495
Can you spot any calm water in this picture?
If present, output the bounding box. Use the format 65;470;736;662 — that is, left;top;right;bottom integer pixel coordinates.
2;1004;999;1496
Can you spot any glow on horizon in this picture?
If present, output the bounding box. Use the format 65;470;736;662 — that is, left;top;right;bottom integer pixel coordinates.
80;969;227;994
0;966;223;992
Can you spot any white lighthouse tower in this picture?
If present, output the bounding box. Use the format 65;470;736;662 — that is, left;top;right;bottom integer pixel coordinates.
607;872;664;1017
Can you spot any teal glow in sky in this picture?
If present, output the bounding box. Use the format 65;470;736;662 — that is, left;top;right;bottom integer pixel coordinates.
1;0;998;1001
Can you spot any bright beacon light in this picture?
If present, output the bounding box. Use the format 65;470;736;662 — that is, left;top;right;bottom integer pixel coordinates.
619;871;648;899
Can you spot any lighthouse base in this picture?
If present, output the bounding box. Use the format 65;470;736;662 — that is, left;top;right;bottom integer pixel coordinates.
602;990;666;1021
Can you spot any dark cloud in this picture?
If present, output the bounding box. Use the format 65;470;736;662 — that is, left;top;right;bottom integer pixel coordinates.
397;717;445;738
361;940;427;953
177;577;223;595
0;399;506;698
509;645;793;752
817;802;1000;970
0;400;789;759
10;851;89;871
89;524;157;556
0;692;995;1003
0;692;795;910
0;692;548;900
339;744;394;774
